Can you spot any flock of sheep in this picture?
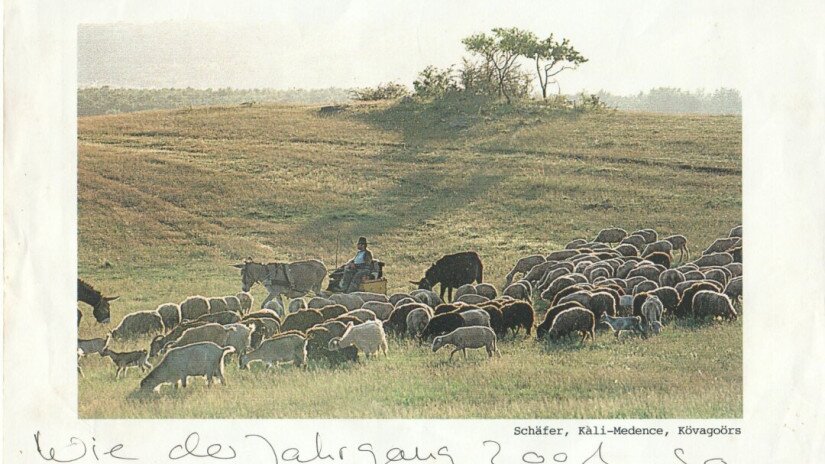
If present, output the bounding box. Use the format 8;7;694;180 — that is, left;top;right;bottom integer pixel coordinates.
77;225;743;394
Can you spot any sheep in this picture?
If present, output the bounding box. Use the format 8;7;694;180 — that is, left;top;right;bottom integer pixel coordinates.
536;267;570;291
682;270;706;281
224;296;243;314
457;293;489;305
280;309;324;333
663;235;690;262
459;309;491;328
100;347;153;379
223;323;254;365
589;291;618;321
540;275;580;301
724;276;743;302
704;268;729;287
243;317;280;349
264;298;285;317
156;303;182;332
692;291;738;321
410;289;444;307
503;281;531;300
639;295;664;334
479;305;506;336
318;304;348;321
362;301;394;320
633;280;659;295
649;286;680;315
419;312;465;340
598;313;644;340
389;293;412;306
240;333;307;369
406;307;432;337
328;320;388;357
434;303;461;315
162;323;236;353
614;244;639;257
587;267;612;283
149;320;206;357
504;255;546;287
627;265;663;282
111;310;165;339
78;335;110;356
535;301;586;339
546;249;580;261
619;234;647;251
730;247;742;263
645;251;672;269
242;309;281;323
287;298;307;314
394;297;417;308
195;311;241;325
500;301;535;336
474;283;498;300
677;263;700;273
453;284;477;301
703;237;741;255
593;227;628;244
565;238;588;249
618;294;634;315
729;225;742;238
180;295;210;321
432;326;500;361
624;276;648;292
693;252;734;267
236;292;254;313
724;263;743;278
350;292;389;303
347;309;378;323
641;240;673;258
306;327;358;365
546;307;596;343
384;303;427;335
551;285;593;306
319;320;348;339
307;296;335;309
659;269;685;288
207;297;228;314
632;229;658;243
140;342;234;393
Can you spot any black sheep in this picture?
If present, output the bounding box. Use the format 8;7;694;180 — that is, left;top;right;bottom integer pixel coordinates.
319;304;348;321
649;286;680;315
384;303;426;335
418;312;464;340
551;284;593;306
645;251;673;269
675;282;721;318
480;306;505;336
588;292;617;321
536;301;586;340
280;309;325;333
306;326;358;365
434;303;461;315
501;301;535;336
411;251;484;301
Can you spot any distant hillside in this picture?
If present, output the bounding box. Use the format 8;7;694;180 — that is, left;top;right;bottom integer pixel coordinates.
594;87;741;115
77;86;351;116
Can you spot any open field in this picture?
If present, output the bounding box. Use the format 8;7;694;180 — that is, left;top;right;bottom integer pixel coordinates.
78;99;742;418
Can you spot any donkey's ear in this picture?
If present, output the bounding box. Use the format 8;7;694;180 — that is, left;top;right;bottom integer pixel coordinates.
231;264;245;269
105;296;120;301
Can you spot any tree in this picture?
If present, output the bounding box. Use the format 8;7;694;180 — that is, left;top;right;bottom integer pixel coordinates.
413;65;459;99
461;27;535;103
526;35;588;100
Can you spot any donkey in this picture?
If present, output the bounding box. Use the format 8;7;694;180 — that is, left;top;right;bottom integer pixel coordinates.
232;258;327;308
77;279;117;325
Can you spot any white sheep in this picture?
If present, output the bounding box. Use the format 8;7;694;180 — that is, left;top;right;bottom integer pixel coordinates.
640;295;664;335
161;323;236;353
410;289;443;307
504;255;546;287
307;296;335;309
350;292;389;303
453;284;477;301
406;307;432;337
362;301;394;320
389;293;413;306
180;295;210;321
432;326;500;361
328;320;388;357
240;333;307;369
140;342;234;392
456;293;490;305
330;293;366;311
223;323;254;364
459;309;491;328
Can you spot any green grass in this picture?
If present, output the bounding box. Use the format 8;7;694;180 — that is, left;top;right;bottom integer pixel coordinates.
78;99;741;418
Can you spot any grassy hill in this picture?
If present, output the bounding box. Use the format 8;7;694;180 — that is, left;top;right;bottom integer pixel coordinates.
77;98;742;418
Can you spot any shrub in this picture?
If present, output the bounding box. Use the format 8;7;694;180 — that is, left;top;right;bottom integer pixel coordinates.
350;82;410;101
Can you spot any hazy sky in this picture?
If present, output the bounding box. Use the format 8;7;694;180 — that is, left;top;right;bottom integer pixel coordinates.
78;0;746;94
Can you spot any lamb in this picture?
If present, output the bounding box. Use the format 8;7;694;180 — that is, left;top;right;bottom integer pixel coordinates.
236;292;254;313
319;304;348;321
459;309;491;328
389;293;413;306
288;298;307;313
500;301;535;336
156;303;182;331
724;276;743;302
350;292;389;303
240;333;307;369
702;237;741;255
504;255;546;287
328;320;388;357
692;291;738;321
693;252;734;267
598;313;644;340
111;310;165;339
330;293;366;311
659;269;685;288
195;311;241;325
594;227;628;244
223;323;254;365
457;293;490;305
100;347;153;379
639;295;664;334
180;295;210;321
546;307;596;343
78;335;110;356
503;281;531;300
406;307;432;337
140;342;234;393
307;296;335;309
362;301;394;320
162;323;236;353
664;235;690;262
631;229;658;243
432;326;500;361
280;309;325;333
419;312;465;340
347;309;378;323
729;225;742;238
535;301;586;340
207;297;229;314
224;296;243;314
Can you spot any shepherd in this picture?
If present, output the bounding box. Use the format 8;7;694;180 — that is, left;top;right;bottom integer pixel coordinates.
337;237;373;293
